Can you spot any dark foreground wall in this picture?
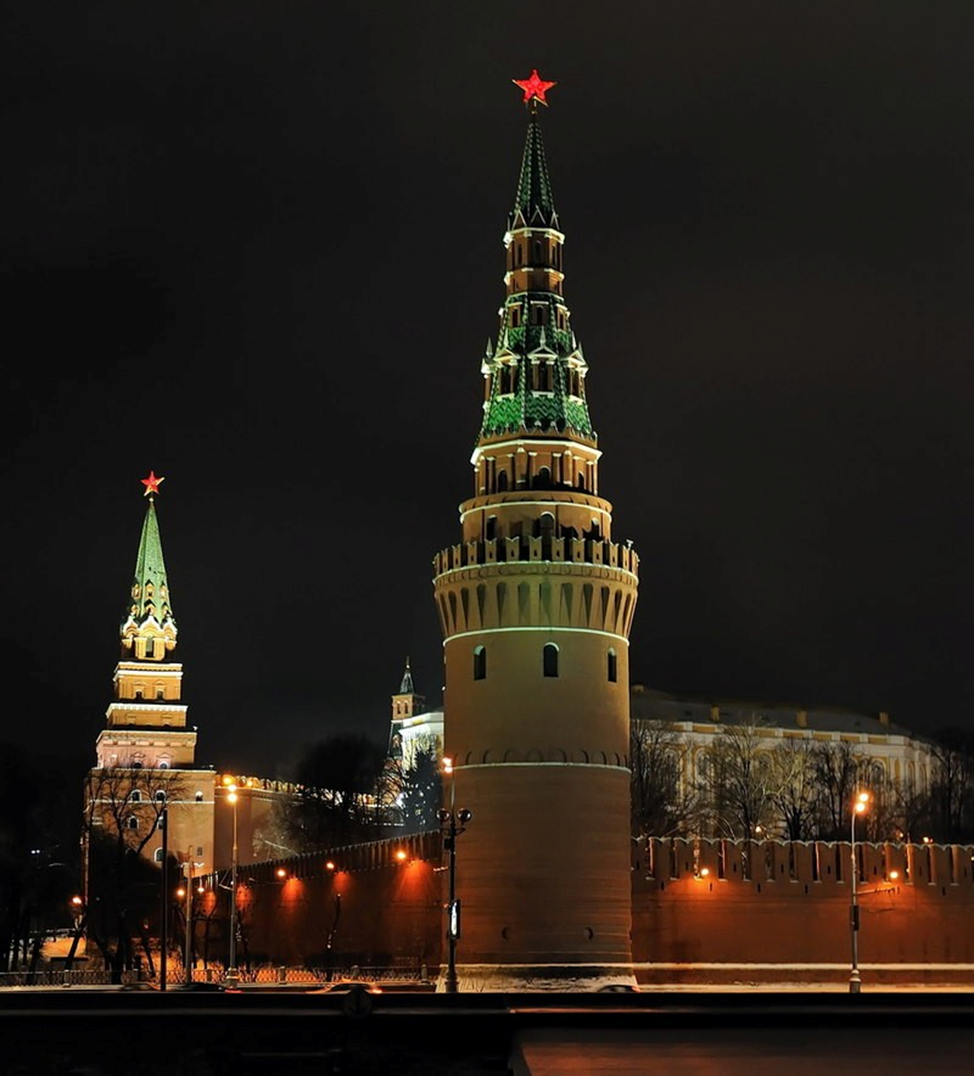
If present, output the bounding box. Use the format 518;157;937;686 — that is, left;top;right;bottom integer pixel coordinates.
221;833;974;973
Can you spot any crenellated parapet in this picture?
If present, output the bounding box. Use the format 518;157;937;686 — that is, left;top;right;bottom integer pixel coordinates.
433;535;639;577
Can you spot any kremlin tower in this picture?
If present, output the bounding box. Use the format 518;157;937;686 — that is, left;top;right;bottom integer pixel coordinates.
432;73;640;989
87;473;215;877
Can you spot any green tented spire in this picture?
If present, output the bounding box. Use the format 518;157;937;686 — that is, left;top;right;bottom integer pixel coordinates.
478;106;595;448
120;485;177;658
509;110;559;231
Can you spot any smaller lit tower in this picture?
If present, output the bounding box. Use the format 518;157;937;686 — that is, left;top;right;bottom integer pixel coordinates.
95;472;196;770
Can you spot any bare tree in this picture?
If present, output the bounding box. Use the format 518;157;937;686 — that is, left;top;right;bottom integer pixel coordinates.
811;741;870;840
630;721;697;838
697;722;778;839
768;738;819;841
928;729;974;842
82;763;187;983
282;734;387;852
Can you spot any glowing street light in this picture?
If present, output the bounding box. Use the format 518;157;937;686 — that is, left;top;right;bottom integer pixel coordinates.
849;790;870;993
226;783;240;987
438;756;471;994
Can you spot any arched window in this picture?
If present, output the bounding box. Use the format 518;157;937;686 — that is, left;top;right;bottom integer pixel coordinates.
155;790;167;803
607;648;618;683
130;790;142;803
486;516;497;540
195;791;204;803
158;760;170;770
497;471;509;492
473;646;487;681
154;847;164;862
127;816;139;831
543;643;559;678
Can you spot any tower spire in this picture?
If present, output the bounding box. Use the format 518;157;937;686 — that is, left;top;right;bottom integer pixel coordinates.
122;471;176;661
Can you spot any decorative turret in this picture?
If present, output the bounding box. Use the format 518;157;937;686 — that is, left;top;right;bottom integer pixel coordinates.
433;74;640;991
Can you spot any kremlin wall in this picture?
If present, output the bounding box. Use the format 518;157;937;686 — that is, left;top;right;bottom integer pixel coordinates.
194;832;974;987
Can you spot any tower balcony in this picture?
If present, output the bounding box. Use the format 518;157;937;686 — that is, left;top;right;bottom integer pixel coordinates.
432;535;639;578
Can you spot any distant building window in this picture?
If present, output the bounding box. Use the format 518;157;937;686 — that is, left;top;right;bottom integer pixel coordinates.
158;761;170;770
543;643;559;678
473;646;487;681
154;847;164;862
195;791;204;803
130;790;142;803
127;816;139;831
155;791;167;803
607;649;618;683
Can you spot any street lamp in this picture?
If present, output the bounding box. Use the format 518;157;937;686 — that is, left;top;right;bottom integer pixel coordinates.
849;789;870;994
225;783;240;987
438;757;471;994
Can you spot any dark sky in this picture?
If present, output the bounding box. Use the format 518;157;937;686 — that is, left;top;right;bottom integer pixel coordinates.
3;1;973;780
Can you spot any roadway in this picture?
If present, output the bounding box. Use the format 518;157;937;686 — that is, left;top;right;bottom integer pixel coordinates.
2;987;973;1074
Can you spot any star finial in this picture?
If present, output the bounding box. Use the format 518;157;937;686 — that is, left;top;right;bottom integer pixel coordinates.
141;471;165;497
513;69;556;107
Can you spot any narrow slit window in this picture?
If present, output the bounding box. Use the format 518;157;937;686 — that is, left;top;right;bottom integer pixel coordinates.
473;645;487;681
607;648;618;683
543;642;559;678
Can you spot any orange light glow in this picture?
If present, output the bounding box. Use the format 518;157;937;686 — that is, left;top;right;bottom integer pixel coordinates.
395;849;408;862
276;868;287;879
889;870;900;881
325;861;336;871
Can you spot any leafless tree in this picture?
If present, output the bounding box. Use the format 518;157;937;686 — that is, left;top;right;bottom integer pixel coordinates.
630;721;698;838
697;721;779;839
82;763;187;983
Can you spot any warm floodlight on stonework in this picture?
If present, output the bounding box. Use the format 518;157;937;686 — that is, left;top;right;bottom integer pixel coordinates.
849;790;871;993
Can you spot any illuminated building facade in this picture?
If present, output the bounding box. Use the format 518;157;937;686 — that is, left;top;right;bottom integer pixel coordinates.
432;76;640;989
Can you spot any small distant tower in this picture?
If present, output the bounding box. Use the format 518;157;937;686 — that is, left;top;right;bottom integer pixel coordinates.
432;73;639;989
388;658;443;772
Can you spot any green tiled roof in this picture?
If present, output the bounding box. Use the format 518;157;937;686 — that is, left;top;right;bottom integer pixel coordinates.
124;499;175;630
510;111;558;231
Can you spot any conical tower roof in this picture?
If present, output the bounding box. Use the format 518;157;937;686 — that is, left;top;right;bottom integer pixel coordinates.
509;110;559;232
120;472;177;654
478;97;595;448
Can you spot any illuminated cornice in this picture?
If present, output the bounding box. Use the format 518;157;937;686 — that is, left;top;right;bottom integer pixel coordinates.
442;625;631;644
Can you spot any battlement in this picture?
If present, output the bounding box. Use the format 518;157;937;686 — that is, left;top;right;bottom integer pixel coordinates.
432;535;639;578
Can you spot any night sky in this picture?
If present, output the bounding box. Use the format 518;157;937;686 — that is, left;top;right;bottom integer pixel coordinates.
3;2;973;784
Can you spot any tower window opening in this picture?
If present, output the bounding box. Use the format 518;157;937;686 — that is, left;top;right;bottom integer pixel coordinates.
473;645;487;681
497;471;509;492
543;642;559;678
607;649;618;683
486;516;497;541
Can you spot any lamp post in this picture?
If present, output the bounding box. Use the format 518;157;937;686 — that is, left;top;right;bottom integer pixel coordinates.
849;789;870;994
438;757;471;994
226;783;240;987
159;805;168;992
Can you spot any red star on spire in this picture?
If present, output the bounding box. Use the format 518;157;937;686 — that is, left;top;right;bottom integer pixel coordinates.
513;69;556;107
141;471;165;497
